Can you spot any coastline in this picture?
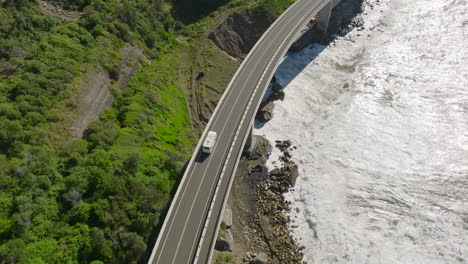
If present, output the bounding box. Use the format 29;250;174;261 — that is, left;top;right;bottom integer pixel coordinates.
211;0;369;263
240;0;468;263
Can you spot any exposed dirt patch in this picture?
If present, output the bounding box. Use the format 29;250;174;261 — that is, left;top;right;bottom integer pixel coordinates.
115;44;147;90
38;0;82;21
188;40;239;129
71;70;113;137
71;45;145;137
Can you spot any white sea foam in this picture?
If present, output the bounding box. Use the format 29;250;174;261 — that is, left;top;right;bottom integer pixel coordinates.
254;0;468;263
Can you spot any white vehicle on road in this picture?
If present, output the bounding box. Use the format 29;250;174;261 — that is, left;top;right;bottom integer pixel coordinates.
202;131;217;154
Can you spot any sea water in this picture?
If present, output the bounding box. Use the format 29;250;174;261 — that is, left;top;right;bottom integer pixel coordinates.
255;0;468;263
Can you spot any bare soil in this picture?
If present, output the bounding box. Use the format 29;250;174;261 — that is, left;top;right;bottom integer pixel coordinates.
38;0;82;21
71;45;145;137
115;44;147;90
71;70;113;137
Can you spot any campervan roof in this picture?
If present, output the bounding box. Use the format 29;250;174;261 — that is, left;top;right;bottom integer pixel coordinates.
204;131;217;148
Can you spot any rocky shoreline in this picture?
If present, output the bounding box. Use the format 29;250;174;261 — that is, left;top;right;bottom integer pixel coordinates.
212;136;302;264
211;0;368;263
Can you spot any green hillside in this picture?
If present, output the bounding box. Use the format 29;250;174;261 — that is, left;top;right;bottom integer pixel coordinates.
0;0;294;263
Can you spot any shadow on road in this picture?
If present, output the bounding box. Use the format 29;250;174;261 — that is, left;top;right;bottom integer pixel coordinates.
195;151;209;163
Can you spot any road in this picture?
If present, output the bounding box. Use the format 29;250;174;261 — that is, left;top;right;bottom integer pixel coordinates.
148;0;333;263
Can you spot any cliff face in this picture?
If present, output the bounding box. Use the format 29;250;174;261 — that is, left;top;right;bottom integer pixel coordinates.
207;6;318;60
208;0;295;60
208;12;261;60
208;0;363;60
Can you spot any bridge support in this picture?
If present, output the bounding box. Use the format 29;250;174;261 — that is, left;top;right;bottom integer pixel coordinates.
243;125;255;152
316;0;334;34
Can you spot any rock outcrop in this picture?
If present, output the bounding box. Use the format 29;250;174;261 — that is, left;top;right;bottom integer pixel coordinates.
270;162;299;191
71;45;145;137
254;75;287;124
209;0;365;61
215;230;235;252
255;101;275;123
250;252;268;264
222;206;233;228
328;0;365;35
250;138;303;263
219;136;303;264
0;61;18;76
38;0;82;21
269;81;285;102
208;12;261;60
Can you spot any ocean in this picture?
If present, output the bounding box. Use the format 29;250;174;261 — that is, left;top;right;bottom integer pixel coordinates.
255;0;468;263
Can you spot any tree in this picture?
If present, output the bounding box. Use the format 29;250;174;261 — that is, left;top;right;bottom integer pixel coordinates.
122;153;140;174
83;120;118;150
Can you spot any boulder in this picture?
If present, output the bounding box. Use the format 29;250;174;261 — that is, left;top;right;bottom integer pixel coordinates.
275;140;292;152
287;163;299;187
249;165;269;184
255;101;274;123
222;206;232;228
267;82;285;101
248;165;264;174
246;148;263;160
215;230;234;252
269;162;299;191
246;136;272;161
250;252;268;264
195;71;205;80
272;81;282;93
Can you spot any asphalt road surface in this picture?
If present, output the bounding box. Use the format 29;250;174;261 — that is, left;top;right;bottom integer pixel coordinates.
148;0;332;263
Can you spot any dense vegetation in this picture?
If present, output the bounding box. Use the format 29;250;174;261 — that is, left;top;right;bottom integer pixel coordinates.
0;0;294;263
0;1;185;263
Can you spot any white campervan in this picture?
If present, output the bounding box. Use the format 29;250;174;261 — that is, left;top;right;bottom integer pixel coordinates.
202;131;217;154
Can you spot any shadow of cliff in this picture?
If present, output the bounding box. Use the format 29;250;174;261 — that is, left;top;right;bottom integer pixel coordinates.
282;44;328;89
254;43;327;130
172;0;231;24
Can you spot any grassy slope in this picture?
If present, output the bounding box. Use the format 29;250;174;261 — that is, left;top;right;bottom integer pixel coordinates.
0;0;294;263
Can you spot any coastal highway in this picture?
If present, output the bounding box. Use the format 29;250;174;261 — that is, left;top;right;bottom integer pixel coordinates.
148;0;334;263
